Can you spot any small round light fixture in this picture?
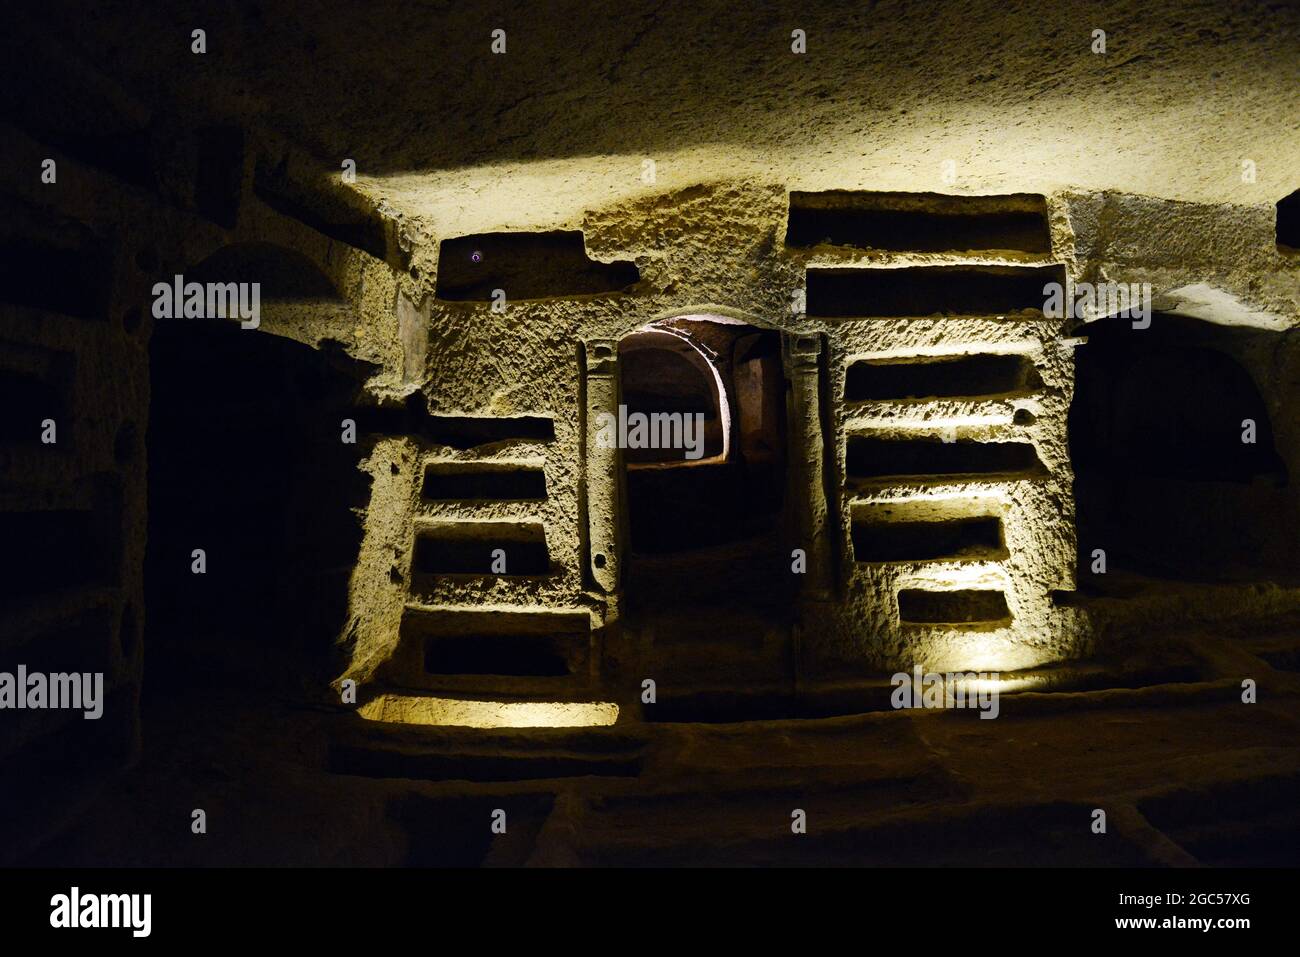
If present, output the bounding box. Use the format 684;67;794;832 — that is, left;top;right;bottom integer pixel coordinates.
470;250;483;264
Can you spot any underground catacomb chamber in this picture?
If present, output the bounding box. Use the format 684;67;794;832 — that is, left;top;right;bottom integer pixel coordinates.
6;2;1300;876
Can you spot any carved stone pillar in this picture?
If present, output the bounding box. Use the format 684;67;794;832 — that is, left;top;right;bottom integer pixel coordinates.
583;338;622;596
783;332;835;601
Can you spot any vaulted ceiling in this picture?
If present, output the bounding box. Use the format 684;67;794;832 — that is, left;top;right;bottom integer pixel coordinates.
9;0;1298;230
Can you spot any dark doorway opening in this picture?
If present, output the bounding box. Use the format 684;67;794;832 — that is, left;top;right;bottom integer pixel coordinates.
618;316;798;702
1277;188;1300;252
621;319;788;558
1070;312;1290;584
145;321;371;695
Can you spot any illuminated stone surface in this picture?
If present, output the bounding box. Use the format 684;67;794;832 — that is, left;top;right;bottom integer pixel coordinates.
2;0;1298;866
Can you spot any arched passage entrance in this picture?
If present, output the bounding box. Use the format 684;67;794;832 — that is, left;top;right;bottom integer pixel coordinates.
619;319;786;554
144;242;371;693
1070;312;1290;583
614;314;801;713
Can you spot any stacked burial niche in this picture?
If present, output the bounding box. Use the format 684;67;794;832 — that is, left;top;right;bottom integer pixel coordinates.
0;196;144;863
799;189;1069;640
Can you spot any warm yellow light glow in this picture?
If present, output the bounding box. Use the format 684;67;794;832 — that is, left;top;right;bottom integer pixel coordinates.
949;674;1046;695
359;694;620;728
929;631;1056;673
909;564;1007;590
847;413;1014;431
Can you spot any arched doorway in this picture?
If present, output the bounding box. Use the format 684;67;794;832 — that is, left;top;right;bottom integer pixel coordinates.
144;243;371;694
620;316;788;558
1070;312;1290;583
616;314;798;712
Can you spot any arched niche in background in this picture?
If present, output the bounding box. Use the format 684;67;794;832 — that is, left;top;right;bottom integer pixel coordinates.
1069;311;1291;583
618;329;727;466
617;314;788;559
186;241;341;300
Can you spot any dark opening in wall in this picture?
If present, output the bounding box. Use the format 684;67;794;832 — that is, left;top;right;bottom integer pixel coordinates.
5;90;237;226
846;353;1041;402
846;437;1044;482
898;589;1011;625
0;366;71;444
620;330;726;464
53;130;159;193
412;522;550;576
423;634;570;677
1277;188;1300;251
807;264;1065;318
787;191;1052;253
1137;775;1300;867
390;793;556;866
146;320;370;690
417;415;556;448
852;513;1006;563
0;606;114;676
620;321;786;554
187;242;339;299
0;237;113;320
193;126;245;230
0;49;159;195
356;394;556;449
1070;312;1291;582
394;608;588;683
422;463;547;501
0;687;135;861
0;497;120;602
435;231;638;301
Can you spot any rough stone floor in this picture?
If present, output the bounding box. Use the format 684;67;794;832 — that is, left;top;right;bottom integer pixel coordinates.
26;617;1300;867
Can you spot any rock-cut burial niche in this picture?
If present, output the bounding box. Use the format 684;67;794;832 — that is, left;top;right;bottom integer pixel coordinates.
1277;188;1300;251
435;231;638;301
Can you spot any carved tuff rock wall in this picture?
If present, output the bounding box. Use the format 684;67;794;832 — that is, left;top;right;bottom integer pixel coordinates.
5;138;1300;760
2;0;1299;859
339;184;1300;724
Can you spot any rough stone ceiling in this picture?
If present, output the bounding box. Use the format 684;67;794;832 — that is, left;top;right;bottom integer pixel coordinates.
29;0;1300;232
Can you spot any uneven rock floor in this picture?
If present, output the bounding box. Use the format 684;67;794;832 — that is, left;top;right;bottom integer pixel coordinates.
27;616;1300;867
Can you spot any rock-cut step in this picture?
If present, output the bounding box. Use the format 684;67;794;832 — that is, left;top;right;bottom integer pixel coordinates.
328;710;648;784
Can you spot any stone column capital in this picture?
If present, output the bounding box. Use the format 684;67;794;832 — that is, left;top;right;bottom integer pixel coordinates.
585;338;619;375
783;331;823;372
